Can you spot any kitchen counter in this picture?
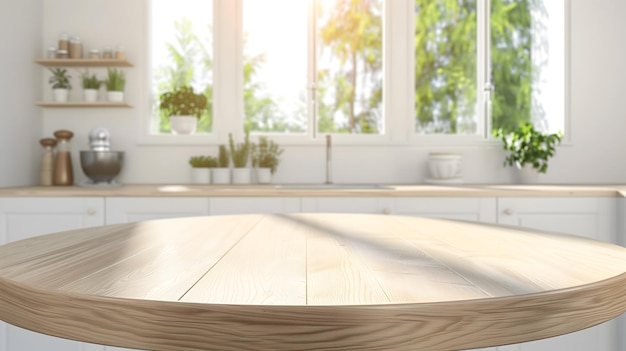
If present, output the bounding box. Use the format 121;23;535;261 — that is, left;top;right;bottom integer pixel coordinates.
0;184;623;197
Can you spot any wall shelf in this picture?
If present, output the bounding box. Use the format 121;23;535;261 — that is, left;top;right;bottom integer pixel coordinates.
35;101;132;108
35;59;133;67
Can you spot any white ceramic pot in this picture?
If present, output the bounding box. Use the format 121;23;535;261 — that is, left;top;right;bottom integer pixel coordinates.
83;89;98;102
428;153;462;179
516;163;539;184
107;91;124;102
169;116;197;135
53;89;69;102
190;168;211;184
256;168;272;184
232;168;252;184
212;168;231;184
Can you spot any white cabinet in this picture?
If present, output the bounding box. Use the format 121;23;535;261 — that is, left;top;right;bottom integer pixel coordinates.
390;197;497;223
0;197;104;351
209;197;300;215
105;197;210;224
496;197;618;351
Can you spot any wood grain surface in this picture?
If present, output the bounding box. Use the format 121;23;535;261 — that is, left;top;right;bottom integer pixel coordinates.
1;214;626;350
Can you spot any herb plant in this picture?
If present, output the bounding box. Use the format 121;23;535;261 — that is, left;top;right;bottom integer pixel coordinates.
493;123;562;173
159;86;208;119
251;137;283;174
229;133;250;168
49;68;71;90
189;155;218;168
81;71;101;90
105;68;125;92
218;145;230;168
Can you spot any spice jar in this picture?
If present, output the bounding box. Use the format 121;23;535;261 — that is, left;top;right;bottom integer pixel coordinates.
58;33;69;52
53;130;74;186
56;49;69;59
115;46;125;60
69;36;83;59
88;49;100;59
47;47;57;59
102;47;113;59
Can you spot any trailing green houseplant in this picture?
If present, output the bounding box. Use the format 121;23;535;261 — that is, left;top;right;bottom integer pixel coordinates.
493;123;562;174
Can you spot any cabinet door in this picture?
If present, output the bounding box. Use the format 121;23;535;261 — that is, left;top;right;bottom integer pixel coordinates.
496;197;617;351
105;197;210;224
497;197;617;242
209;197;300;215
390;197;497;223
301;197;386;214
0;197;105;351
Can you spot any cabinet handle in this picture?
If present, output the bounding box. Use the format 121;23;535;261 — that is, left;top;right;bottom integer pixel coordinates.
87;208;96;215
382;208;391;215
504;208;514;216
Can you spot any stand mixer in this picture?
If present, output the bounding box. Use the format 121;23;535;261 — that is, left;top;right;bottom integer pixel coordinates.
79;128;124;187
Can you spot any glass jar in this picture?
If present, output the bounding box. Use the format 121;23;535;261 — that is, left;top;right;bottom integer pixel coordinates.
55;49;69;59
88;49;100;59
69;36;83;59
47;46;57;59
102;47;113;59
58;33;69;51
115;46;125;60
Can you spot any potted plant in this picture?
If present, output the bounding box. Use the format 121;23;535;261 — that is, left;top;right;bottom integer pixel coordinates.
229;133;251;184
49;68;71;102
212;145;231;184
105;68;125;102
159;86;208;135
251;136;283;184
189;155;217;184
81;70;101;102
493;123;563;183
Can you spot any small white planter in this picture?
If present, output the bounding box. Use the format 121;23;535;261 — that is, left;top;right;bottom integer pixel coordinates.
107;91;124;102
256;168;272;184
53;89;69;102
169;116;198;135
190;168;211;184
232;168;252;184
212;168;231;184
83;89;98;102
516;163;540;184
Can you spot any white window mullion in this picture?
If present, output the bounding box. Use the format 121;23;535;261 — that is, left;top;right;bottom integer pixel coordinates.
476;0;491;139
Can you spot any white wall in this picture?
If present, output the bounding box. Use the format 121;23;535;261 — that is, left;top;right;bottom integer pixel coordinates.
0;0;42;187
38;0;626;185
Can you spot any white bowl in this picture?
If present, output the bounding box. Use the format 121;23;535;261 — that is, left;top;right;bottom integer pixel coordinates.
169;116;197;135
428;153;462;179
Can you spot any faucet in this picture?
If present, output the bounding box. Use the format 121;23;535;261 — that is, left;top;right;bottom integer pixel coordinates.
325;134;332;184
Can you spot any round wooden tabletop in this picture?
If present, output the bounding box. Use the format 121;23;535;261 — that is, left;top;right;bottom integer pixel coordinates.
1;213;626;351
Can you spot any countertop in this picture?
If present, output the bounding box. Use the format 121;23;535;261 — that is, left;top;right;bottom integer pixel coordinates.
0;184;624;197
2;214;626;350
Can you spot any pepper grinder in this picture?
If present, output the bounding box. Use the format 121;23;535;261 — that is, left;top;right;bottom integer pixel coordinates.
39;138;57;186
53;130;74;186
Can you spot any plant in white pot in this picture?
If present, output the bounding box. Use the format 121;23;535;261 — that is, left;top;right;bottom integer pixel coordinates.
251;136;283;184
48;68;71;102
212;145;231;185
159;86;207;135
493;123;562;184
105;68;126;102
229;133;251;184
189;155;217;184
81;70;101;102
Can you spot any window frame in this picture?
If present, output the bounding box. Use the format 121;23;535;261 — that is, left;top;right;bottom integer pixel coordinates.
137;0;570;147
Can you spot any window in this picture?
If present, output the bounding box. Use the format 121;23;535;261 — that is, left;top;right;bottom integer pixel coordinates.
149;0;213;134
146;0;565;142
242;0;384;136
414;0;565;136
